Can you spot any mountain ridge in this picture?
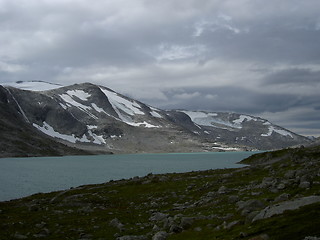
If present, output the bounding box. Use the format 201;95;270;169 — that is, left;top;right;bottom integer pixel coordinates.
0;81;312;157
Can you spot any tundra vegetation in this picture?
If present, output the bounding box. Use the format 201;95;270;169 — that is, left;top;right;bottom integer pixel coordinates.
0;145;320;240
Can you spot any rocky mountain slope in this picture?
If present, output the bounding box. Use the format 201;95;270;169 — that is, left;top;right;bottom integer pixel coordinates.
0;85;91;158
0;81;312;156
1;144;319;239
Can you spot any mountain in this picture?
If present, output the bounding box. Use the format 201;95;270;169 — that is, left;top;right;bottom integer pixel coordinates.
0;85;91;158
0;81;312;156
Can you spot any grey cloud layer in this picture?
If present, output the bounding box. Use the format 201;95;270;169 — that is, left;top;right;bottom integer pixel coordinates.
0;0;320;136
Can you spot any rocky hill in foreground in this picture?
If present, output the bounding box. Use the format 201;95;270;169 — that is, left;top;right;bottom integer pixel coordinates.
1;145;319;239
0;81;312;157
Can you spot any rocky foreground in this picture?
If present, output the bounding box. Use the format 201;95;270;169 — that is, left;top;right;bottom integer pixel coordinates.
1;145;320;240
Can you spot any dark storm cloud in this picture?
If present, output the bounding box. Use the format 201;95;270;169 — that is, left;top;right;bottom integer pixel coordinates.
153;87;309;114
263;68;320;85
0;0;320;136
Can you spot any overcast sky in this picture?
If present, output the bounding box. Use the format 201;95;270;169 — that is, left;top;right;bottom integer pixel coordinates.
1;0;320;136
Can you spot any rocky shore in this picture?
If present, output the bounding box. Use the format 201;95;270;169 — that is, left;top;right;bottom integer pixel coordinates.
1;145;320;239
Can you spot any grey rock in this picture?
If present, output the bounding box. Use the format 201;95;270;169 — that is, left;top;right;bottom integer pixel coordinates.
149;212;169;222
169;224;182;233
237;199;265;215
299;181;311;189
13;233;28;239
110;218;125;231
117;235;147;240
284;170;296;179
274;193;290;202
228;195;240;203
152;231;168;240
225;220;240;230
218;186;227;194
253;196;320;222
303;237;320;240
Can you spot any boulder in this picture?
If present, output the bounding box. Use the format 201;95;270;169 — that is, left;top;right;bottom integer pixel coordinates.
152;231;168;240
253;196;320;222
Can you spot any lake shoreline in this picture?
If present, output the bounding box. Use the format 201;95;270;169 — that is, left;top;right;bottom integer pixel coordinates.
0;151;256;202
1;146;319;239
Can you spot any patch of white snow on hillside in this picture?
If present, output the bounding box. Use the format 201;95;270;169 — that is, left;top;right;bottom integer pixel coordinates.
182;111;219;127
3;81;63;91
66;90;91;101
182;111;243;129
88;130;106;144
261;126;293;138
182;111;217;121
60;94;92;110
91;103;107;114
233;115;257;126
125;121;160;128
33;122;91;143
60;93;97;119
87;125;98;130
150;107;163;118
99;88;144;117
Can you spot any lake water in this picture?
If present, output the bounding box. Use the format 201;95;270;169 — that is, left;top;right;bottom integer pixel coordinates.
0;152;258;202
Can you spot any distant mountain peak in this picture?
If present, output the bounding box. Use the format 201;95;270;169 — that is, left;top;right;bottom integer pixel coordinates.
0;82;312;156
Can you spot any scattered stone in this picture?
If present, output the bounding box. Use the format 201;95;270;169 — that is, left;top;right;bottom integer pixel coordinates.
277;183;286;190
237;199;265;215
35;222;47;228
13;233;28;239
284;170;296;179
303;237;320;240
117;235;147;240
274;193;290;202
152;225;161;232
299;181;311;189
248;233;269;240
169;224;182;233
149;212;169;222
228;195;240;203
110;218;125;231
152;231;168;240
218;186;227;194
225;220;240;230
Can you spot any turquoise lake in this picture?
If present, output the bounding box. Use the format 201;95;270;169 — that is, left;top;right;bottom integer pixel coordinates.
0;151;259;201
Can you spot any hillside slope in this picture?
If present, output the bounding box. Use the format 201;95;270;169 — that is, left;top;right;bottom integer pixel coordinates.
0;86;91;158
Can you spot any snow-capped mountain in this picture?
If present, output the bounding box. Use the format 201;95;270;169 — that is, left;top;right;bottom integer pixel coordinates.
0;81;312;155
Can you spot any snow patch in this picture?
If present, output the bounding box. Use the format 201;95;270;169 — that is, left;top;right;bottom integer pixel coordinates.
182;111;219;127
87;125;98;130
66;90;91;101
150;107;163;118
91;103;107;114
125;121;160;128
60;94;91;110
59;93;98;119
233;115;257;125
33;122;90;143
100;87;144;117
3;81;63;91
261;126;293;138
88;130;106;144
